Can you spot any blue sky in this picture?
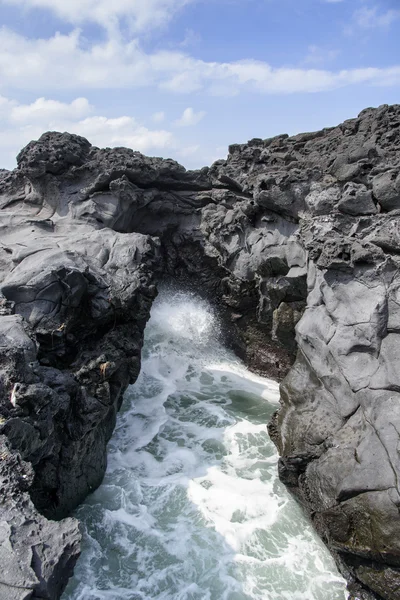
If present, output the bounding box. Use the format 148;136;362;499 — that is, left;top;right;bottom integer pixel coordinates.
0;0;399;170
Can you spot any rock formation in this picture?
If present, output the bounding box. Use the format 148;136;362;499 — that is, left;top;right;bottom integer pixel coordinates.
0;103;399;599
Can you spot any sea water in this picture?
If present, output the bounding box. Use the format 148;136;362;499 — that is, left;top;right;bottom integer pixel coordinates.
63;290;347;600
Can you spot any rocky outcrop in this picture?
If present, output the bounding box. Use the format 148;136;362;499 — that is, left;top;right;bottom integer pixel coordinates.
0;140;161;597
0;435;80;600
0;104;400;599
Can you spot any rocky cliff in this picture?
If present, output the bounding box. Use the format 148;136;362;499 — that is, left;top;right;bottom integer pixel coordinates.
0;104;399;599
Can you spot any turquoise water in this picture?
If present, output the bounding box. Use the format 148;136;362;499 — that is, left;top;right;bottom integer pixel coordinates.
63;291;347;600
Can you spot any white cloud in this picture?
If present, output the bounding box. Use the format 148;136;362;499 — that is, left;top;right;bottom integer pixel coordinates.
152;111;165;123
1;0;193;33
0;94;16;116
353;5;400;29
0;95;175;169
10;97;92;123
71;116;174;151
174;107;206;126
0;28;399;97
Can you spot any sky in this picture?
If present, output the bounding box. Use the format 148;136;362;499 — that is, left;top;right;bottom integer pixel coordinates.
0;0;399;170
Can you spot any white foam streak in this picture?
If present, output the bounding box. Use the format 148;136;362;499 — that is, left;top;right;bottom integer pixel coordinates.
207;362;280;404
63;290;348;600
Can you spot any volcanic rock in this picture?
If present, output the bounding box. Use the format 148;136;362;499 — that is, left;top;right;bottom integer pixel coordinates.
1;104;400;599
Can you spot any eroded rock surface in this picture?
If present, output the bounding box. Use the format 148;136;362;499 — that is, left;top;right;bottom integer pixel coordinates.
1;104;400;598
0;436;80;600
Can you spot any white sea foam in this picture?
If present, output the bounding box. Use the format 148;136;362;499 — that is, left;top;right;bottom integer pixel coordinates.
63;290;348;600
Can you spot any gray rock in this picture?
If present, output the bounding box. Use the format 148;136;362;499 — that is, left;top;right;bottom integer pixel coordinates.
1;104;400;600
372;169;400;211
0;436;81;600
305;181;340;215
338;182;377;216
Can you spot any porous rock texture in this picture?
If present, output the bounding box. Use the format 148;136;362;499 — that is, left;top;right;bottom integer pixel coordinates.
0;103;399;599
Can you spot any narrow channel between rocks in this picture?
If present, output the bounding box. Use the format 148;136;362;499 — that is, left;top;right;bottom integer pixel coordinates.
63;289;347;600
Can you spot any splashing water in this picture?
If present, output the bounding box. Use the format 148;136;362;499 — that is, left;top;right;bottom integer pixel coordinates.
63;290;348;600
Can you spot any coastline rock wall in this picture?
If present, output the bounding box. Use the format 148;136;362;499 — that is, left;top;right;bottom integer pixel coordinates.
0;104;399;599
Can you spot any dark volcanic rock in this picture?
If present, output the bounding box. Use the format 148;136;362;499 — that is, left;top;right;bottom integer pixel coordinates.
1;104;400;598
0;436;80;599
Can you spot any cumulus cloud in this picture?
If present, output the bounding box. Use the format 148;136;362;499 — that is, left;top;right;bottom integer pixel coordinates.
174;107;206;126
0;95;175;169
10;97;92;123
1;0;193;32
0;29;399;96
72;116;174;151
